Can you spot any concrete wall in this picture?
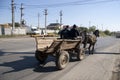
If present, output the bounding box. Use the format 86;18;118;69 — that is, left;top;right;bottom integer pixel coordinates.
46;30;59;33
0;26;26;35
13;28;26;35
4;28;11;35
0;26;59;36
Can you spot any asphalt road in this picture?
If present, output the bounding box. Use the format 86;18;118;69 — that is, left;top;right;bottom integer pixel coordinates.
0;36;120;80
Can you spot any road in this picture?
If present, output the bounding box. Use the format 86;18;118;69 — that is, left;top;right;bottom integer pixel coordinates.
0;36;120;80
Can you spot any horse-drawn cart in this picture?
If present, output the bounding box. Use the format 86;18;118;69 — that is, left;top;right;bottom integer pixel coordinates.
35;37;85;70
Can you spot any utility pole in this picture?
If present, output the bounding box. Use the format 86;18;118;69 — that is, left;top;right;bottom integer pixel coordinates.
101;24;103;31
20;3;24;27
38;13;40;29
96;25;98;30
89;21;91;28
60;10;63;26
11;0;15;35
44;9;48;35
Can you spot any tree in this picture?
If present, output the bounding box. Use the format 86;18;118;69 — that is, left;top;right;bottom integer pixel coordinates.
9;22;20;27
89;26;96;32
104;30;111;35
15;22;20;27
78;26;88;32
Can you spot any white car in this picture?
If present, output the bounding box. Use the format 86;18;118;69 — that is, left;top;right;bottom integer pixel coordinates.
26;27;40;35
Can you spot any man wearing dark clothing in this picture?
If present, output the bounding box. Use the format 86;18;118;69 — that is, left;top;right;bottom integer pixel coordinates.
58;25;70;39
69;24;80;39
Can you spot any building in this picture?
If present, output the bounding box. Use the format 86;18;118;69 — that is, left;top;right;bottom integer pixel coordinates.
0;23;26;35
47;23;61;30
0;23;11;28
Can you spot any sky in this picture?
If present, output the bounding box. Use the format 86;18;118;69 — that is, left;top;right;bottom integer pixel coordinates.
0;0;120;31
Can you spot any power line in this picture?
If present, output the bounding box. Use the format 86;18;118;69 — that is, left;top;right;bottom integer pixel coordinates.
23;0;120;8
1;0;120;10
75;0;120;5
24;0;91;7
0;6;10;8
0;6;11;10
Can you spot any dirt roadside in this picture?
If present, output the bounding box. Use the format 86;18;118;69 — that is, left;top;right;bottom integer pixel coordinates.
101;42;120;80
111;56;120;80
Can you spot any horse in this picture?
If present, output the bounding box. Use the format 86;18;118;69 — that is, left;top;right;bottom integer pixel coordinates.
82;30;99;54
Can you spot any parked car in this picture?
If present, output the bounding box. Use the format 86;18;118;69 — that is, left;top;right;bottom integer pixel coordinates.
116;31;120;38
26;27;40;35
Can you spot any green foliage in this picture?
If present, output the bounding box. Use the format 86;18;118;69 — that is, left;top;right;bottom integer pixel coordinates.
78;27;88;32
89;26;96;32
99;30;106;36
9;22;20;27
77;25;113;37
104;30;111;35
15;22;20;27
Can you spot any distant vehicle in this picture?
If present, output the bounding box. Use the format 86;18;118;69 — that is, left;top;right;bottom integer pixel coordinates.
115;31;120;38
26;27;40;35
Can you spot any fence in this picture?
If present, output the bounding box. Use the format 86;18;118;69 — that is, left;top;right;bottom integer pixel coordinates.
0;26;60;36
0;26;26;35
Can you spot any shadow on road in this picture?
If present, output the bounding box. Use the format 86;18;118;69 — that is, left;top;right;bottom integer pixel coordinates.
1;50;120;74
33;55;61;72
0;50;59;74
33;64;58;72
95;52;120;55
0;49;34;56
0;50;38;74
0;50;6;56
0;56;37;74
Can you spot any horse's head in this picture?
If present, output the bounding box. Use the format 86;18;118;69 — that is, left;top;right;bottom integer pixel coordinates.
93;30;99;37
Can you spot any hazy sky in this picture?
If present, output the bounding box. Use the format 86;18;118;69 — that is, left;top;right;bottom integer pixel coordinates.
0;0;120;31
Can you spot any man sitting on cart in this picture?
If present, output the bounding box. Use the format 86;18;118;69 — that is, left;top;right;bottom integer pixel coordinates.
58;24;80;39
69;24;80;39
58;25;70;39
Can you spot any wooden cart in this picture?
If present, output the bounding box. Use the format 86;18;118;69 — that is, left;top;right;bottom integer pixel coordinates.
35;37;85;70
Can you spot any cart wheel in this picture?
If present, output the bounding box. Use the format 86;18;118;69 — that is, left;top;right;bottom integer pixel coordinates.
56;51;69;70
35;50;47;64
76;49;85;61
